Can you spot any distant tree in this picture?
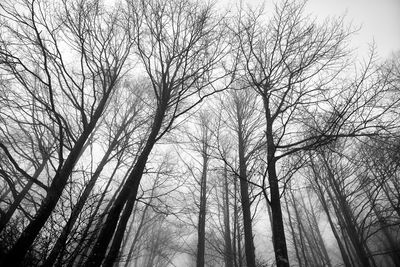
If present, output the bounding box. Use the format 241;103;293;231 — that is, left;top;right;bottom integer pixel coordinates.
186;112;214;267
220;88;265;267
307;142;378;267
284;185;332;267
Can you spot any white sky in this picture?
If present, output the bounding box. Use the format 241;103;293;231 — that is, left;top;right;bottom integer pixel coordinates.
221;0;400;59
305;0;400;59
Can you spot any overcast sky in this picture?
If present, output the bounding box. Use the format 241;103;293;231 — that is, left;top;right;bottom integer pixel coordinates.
306;0;400;59
222;0;400;59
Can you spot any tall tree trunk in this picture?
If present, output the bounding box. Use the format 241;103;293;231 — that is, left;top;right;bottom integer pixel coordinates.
236;119;256;267
263;97;289;267
268;158;289;267
232;177;239;267
237;219;243;267
196;152;209;267
265;198;275;253
223;164;234;267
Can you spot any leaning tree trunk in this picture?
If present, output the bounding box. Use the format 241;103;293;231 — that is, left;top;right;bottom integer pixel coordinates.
309;158;353;267
84;101;168;267
103;191;136;267
0;158;47;234
123;201;151;267
1;92;110;266
323;158;373;267
69;163;125;267
43;125;127;267
105;164;161;267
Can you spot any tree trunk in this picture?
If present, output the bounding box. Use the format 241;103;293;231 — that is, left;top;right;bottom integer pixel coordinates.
237;118;256;267
284;193;303;267
263;96;289;267
123;201;150;267
237;219;243;267
223;164;234;267
290;191;310;267
267;156;289;267
305;190;332;267
376;212;400;265
68;163;124;267
43;134;121;267
326;166;372;267
84;102;167;266
232;177;239;267
103;196;134;267
1;91;110;266
196;153;208;267
318;191;352;267
0;158;47;233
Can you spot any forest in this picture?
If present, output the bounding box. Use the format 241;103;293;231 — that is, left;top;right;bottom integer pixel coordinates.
0;0;399;266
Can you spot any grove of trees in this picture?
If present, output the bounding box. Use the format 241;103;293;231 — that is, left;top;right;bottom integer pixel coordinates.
0;0;399;266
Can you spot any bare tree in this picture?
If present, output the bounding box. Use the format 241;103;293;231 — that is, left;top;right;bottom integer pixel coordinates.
220;88;265;267
186;112;214;267
42;81;147;266
307;142;378;267
0;0;133;264
284;184;332;267
231;1;393;265
84;0;231;265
